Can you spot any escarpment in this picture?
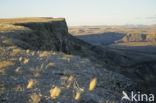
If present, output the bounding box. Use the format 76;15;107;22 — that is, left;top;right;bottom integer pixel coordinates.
0;17;156;93
0;18;135;66
0;18;139;103
11;19;83;53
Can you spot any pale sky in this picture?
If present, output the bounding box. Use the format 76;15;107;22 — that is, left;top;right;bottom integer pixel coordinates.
0;0;156;26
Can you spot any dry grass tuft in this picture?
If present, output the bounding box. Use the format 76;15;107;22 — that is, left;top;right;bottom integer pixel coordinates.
30;93;41;103
61;56;70;62
9;58;17;61
12;48;21;54
24;58;29;64
32;52;35;56
89;77;97;91
33;72;40;77
15;67;21;72
2;40;12;44
0;69;5;75
14;84;24;91
40;64;44;69
0;87;6;95
27;79;37;89
39;51;48;57
26;49;30;54
46;62;55;68
8;46;17;49
19;57;23;61
50;87;61;99
0;61;15;68
66;76;74;89
75;91;81;100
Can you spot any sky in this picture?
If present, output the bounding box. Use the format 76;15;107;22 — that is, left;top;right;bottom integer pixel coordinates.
0;0;156;26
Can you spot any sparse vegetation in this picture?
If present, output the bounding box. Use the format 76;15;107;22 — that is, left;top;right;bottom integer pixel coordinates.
29;93;41;103
89;77;97;91
50;87;61;99
0;17;64;33
0;61;15;68
39;51;49;57
27;79;38;89
24;58;29;64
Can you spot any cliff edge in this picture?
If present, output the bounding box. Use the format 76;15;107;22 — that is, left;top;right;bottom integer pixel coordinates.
0;17;155;103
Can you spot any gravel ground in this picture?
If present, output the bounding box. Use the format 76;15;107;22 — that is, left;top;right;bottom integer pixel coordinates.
0;46;136;103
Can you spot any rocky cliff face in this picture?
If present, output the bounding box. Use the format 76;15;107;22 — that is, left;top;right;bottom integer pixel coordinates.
5;19;80;53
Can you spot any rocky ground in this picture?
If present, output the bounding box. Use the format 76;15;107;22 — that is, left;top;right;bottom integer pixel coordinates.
0;46;136;103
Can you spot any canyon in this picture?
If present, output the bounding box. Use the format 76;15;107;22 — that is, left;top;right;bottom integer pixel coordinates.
0;17;155;103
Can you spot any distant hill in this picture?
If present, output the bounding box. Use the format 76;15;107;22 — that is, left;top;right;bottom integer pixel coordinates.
69;25;156;46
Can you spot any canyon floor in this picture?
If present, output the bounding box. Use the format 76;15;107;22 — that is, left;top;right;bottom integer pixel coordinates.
0;18;156;103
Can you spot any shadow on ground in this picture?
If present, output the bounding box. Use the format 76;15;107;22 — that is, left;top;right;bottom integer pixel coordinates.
75;32;125;46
